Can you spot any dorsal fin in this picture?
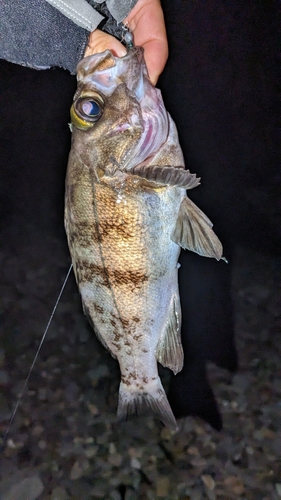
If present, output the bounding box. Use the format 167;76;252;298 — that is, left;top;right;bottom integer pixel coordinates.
130;164;201;189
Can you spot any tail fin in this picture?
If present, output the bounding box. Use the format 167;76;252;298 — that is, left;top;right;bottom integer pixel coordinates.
117;377;177;429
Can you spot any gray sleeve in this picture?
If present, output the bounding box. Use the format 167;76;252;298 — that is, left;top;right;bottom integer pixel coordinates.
0;0;91;73
45;0;138;29
44;0;104;31
104;0;138;23
0;0;137;74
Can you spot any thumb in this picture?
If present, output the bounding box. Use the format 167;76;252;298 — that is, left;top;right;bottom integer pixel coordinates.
84;30;127;58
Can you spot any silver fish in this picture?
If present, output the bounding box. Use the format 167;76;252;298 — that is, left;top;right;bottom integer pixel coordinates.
65;48;223;428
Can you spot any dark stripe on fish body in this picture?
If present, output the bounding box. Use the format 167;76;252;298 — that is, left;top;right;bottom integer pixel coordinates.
76;260;110;287
110;269;148;288
76;259;148;290
69;221;101;247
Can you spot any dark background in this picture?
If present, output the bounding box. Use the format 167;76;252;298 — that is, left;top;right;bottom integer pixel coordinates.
0;0;280;429
0;1;279;247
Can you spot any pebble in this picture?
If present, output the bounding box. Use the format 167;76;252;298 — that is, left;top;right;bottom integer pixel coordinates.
32;424;44;436
130;457;141;469
156;476;170;497
70;457;90;480
108;453;123;467
85;445;99;458
87;402;99;415
38;440;47;450
253;427;275;440
276;483;281;497
1;231;281;498
201;474;216;491
0;474;44;500
232;373;254;391
50;486;69;500
223;476;245;495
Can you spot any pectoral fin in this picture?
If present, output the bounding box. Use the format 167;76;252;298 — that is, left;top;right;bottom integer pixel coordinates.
171;196;223;260
130;164;201;189
156;295;183;375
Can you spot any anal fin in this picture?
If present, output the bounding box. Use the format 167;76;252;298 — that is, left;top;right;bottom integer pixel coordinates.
156;295;183;375
171;196;223;260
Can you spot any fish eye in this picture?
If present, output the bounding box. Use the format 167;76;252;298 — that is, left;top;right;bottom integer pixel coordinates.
70;93;104;130
76;96;104;121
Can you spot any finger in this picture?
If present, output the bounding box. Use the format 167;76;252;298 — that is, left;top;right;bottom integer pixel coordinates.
124;0;168;84
84;30;127;58
141;38;168;85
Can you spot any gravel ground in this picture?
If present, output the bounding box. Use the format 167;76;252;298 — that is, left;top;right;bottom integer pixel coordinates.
0;232;280;500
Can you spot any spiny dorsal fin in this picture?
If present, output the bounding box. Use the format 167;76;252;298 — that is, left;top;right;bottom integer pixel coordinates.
156;295;183;375
130;164;201;189
171;196;223;260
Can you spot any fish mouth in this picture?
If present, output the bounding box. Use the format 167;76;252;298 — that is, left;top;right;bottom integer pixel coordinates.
76;47;146;101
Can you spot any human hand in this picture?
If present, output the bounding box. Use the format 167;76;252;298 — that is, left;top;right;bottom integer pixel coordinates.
84;30;127;59
124;0;168;85
84;0;168;85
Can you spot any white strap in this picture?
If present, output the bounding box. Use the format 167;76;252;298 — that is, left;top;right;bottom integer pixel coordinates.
45;0;104;31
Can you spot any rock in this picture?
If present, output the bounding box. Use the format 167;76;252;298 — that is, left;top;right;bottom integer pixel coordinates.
70;457;90;480
0;473;44;500
130;457;141;470
85;445;99;458
50;486;69;500
223;476;245;495
108;453;123;467
276;483;281;497
201;474;216;490
156;476;170;497
232;373;254;392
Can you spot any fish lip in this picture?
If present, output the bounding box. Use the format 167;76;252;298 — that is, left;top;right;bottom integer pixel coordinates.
76;47;143;83
81;46;142;65
76;47;146;102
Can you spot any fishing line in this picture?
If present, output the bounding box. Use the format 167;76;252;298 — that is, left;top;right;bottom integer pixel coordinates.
1;263;73;451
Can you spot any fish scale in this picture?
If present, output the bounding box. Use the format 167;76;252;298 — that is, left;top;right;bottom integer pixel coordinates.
65;47;223;428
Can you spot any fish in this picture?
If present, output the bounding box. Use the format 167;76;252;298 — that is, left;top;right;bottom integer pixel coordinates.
64;47;223;428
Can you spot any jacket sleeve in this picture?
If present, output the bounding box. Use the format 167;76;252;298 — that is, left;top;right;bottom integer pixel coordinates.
0;0;137;74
